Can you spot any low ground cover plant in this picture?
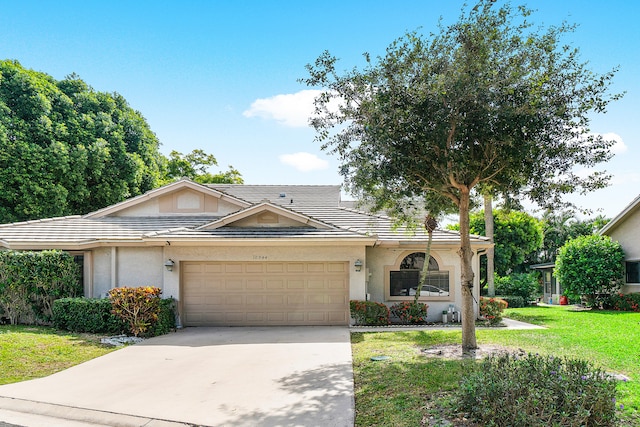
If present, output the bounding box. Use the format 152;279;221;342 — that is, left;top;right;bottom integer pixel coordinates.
454;353;619;426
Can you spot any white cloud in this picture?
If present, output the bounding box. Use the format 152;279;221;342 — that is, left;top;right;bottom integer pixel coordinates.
243;90;322;127
279;152;329;172
597;132;627;154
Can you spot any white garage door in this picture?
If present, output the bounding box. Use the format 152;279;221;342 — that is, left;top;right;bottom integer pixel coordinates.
182;261;350;326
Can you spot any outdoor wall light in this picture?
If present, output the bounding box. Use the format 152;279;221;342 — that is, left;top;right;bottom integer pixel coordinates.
354;259;363;272
164;259;175;272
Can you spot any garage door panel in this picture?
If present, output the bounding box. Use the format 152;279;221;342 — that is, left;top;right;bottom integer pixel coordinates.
287;280;304;289
182;261;349;326
246;279;265;290
246;295;264;305
266;279;285;289
266;263;285;273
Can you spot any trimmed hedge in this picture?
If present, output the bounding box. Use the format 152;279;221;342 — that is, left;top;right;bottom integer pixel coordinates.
53;296;176;337
498;295;525;308
53;298;127;334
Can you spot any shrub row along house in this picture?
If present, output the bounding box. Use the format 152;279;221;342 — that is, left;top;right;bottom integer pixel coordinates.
0;180;490;326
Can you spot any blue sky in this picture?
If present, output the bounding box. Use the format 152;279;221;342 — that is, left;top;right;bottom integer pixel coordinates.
1;0;638;220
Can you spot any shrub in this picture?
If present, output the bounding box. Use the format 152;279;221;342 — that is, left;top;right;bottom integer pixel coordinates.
147;298;177;336
555;235;625;307
350;300;390;326
497;295;525;308
390;301;428;324
0;250;81;324
495;272;539;302
605;293;640;312
453;353;619;426
479;297;508;325
52;297;127;334
109;286;162;337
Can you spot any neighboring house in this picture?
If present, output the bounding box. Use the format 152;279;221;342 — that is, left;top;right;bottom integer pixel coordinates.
530;263;562;304
0;179;490;326
599;194;640;295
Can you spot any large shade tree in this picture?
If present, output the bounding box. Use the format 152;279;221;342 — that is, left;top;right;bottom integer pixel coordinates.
0;60;164;222
301;1;621;350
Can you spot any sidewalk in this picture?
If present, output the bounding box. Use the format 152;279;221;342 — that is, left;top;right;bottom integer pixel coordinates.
350;317;545;332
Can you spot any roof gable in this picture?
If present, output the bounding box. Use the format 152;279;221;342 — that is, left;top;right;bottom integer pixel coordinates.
197;202;333;230
599;194;640;235
84;179;250;219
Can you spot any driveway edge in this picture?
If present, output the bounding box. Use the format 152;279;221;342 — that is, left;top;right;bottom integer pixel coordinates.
0;396;195;427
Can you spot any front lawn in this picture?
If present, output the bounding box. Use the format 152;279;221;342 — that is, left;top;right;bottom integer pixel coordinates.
0;325;116;385
352;305;640;426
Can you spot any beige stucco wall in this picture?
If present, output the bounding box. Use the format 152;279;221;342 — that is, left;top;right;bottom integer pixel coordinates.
607;211;640;260
365;245;481;321
113;190;244;217
90;247;164;298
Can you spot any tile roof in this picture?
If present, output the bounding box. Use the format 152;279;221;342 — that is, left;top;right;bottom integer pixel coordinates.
0;183;489;249
208;184;342;207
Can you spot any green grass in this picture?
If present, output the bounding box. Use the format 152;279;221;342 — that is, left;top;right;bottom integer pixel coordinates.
0;325;116;385
352;305;640;426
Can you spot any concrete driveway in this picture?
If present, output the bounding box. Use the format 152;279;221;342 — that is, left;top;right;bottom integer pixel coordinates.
0;327;354;427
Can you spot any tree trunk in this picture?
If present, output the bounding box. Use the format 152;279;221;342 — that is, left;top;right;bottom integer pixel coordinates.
459;188;478;351
484;194;495;297
415;215;437;303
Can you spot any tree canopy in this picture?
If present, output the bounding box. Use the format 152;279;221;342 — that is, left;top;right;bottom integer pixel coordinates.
0;60;243;223
302;1;621;350
0;60;164;222
163;149;244;185
450;209;544;276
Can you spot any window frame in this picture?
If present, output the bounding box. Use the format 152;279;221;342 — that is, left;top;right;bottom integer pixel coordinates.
626;260;640;284
385;251;454;302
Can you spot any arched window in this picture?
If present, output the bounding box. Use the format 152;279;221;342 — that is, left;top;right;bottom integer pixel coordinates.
390;252;449;297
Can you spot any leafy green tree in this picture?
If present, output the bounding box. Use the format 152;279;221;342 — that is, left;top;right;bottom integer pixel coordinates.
301;1;620;350
555;235;624;307
163;149;244;184
0;61;164;222
536;210;609;264
451;209;544;275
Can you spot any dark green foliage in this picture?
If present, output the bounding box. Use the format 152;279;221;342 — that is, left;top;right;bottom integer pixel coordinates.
495;272;540;302
555;235;625;306
497;295;526;308
0;60;164;222
147;298;177;337
537;210;610;264
163;149;243;185
0;250;81;324
450;209;544;274
453;353;619;426
52;296;176;337
350;300;390;326
52;298;127;334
